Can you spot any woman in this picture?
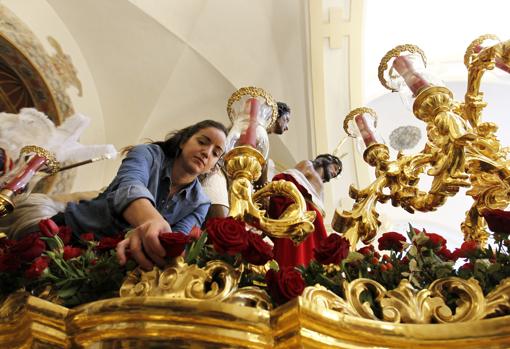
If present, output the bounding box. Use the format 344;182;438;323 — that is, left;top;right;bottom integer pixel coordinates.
52;119;227;270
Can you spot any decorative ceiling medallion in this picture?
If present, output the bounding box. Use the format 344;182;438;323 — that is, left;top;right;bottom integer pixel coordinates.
389;125;421;151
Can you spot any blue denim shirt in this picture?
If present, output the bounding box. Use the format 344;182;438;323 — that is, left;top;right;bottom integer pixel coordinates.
63;144;211;237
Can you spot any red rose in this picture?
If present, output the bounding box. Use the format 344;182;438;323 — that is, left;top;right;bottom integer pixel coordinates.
314;233;350;265
0;254;21;272
25;256;50;279
241;232;273;265
436;246;456;261
265;267;305;305
399;256;410;265
38;218;60;237
460;262;474;271
63;246;83;260
378;232;407;252
188;225;203;241
159;232;190;258
423;233;446;250
96;235;123;251
57;226;73;245
453;241;479;259
0;237;14;253
482;209;510;240
80;233;95;241
10;233;45;262
357;245;375;256
205;217;248;255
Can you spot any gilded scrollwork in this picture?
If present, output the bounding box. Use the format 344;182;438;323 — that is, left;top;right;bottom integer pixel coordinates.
224;286;273;310
120;257;243;301
301;284;359;317
335;39;510;248
119;257;274;311
302;277;510;324
380;279;447;324
224;145;316;244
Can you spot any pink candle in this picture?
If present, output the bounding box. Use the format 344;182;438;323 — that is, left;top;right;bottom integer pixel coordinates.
393;56;431;96
474;45;510;74
3;155;47;193
238;98;260;147
354;114;377;147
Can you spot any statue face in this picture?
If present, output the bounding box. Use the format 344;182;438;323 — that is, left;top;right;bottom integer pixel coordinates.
322;162;342;182
271;112;291;135
313;156;342;183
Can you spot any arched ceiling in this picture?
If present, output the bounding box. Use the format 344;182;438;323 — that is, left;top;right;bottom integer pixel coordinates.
45;0;309;168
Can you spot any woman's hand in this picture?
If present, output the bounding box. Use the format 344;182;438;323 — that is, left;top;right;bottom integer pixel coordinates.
116;217;170;270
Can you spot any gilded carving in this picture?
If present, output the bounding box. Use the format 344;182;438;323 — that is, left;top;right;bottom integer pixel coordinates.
335;39;510;247
224;145;316;244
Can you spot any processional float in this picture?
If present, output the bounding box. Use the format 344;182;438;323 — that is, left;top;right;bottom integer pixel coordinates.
1;35;510;348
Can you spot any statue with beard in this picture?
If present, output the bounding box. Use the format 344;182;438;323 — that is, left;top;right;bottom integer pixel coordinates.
268;153;342;268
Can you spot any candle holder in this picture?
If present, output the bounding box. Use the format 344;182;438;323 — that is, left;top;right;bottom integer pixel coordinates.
333;38;510;247
0;145;59;217
343;107;384;153
379;44;445;110
225;86;278;159
224;87;315;243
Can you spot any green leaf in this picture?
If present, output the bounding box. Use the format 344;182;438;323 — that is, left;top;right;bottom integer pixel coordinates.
344;251;364;264
407;223;416;241
57;286;79;299
267;259;279;271
185;232;208;264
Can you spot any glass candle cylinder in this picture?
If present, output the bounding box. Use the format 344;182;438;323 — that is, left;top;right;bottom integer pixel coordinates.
0;146;57;205
344;109;384;153
473;38;510;74
226;89;276;159
387;51;444;109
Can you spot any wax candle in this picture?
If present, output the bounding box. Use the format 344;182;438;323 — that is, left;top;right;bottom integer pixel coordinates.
238;98;260;147
2;155;47;193
393;55;431;96
354;114;377;147
474;45;510;74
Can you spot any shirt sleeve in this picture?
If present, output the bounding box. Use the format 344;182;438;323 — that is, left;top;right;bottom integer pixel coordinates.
172;202;210;234
106;145;157;216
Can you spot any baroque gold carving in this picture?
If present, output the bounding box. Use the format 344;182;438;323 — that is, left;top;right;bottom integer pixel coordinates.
302;277;510;324
335;38;510;246
224;145;316;244
1;277;510;348
120;256;243;301
119;257;273;310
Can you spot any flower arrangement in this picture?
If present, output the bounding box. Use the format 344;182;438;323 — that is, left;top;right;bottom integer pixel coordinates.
1;209;509;309
0;219;134;307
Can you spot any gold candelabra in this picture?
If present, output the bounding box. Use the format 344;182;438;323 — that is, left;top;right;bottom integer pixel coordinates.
224;87;316;244
333;36;510;248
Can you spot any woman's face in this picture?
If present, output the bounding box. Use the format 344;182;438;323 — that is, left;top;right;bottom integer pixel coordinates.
179;126;226;175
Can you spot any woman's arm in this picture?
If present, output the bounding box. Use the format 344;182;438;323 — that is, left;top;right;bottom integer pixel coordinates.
116;198;170;270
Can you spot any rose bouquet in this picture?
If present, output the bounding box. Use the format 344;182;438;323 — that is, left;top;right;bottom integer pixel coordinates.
1;209;509;309
296;208;510;313
0;220;190;307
